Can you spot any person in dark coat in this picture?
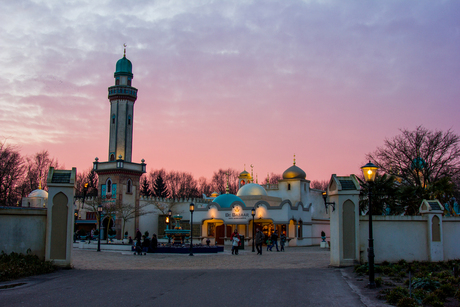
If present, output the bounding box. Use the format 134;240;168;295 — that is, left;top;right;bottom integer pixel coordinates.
135;229;142;242
255;228;265;255
142;235;150;254
150;234;158;253
270;230;279;251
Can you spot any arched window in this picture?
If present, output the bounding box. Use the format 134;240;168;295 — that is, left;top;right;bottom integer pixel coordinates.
128;79;131;86
112;115;116;124
107;179;112;194
287;183;291;191
116;79;120;85
110;154;115;161
128;115;131;125
127;179;132;193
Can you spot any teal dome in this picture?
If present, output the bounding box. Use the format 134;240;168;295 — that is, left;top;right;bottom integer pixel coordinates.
115;56;133;77
212;194;244;208
411;157;427;171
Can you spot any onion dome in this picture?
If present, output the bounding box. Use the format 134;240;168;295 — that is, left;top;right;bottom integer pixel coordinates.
114;56;133;78
282;165;306;180
28;189;48;198
210;191;219;198
212;194;244;208
239;170;251;180
236;183;268;197
411;157;427;171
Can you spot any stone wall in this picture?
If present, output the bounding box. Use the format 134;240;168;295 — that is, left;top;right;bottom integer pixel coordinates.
0;207;47;259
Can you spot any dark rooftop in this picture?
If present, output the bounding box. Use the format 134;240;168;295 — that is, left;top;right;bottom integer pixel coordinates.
51;172;71;183
339;180;356;190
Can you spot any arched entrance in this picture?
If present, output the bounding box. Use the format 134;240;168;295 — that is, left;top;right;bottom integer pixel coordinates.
101;216;114;240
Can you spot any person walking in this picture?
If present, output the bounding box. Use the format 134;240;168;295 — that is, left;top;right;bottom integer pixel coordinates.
280;231;286;252
270;230;279;252
231;233;240;255
255;228;265;255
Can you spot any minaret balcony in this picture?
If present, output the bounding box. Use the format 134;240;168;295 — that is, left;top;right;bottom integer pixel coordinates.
108;86;138;100
93;160;146;174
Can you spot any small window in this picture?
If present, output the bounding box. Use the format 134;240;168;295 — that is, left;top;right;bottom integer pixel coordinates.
128;79;131;86
127;179;132;193
110;154;115;161
116;79;120;85
128;116;131;125
112;115;115;124
287;183;291;191
107;179;112;193
297;220;303;238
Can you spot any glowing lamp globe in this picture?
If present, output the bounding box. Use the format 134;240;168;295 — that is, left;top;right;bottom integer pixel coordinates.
361;162;378;182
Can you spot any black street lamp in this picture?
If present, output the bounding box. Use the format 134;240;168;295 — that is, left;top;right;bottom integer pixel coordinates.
189;203;194;256
168;209;172;244
74;211;78;243
97;204;103;252
251;208;255;252
361;161;379;289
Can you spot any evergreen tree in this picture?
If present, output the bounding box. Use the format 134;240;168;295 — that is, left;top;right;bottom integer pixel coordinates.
153;174;169;198
140;177;151;197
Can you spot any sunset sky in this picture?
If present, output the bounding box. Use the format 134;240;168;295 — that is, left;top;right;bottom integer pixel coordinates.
1;0;459;183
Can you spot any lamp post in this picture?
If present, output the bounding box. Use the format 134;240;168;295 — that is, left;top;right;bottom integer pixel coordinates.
97;204;103;252
168;209;172;244
361;161;379;289
251;208;255;252
74;211;78;243
189;203;194;256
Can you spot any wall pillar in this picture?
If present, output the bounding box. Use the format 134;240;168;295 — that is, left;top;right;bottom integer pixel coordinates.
420;199;444;262
328;174;360;267
45;167;76;268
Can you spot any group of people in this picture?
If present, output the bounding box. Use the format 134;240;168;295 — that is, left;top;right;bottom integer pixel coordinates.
255;229;286;255
133;228;158;255
231;228;287;255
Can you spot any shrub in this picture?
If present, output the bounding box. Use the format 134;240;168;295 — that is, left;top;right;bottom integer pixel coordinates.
422;293;444;307
396;297;418;307
375;277;383;287
0;251;57;282
411;275;440;291
386;286;409;305
439;283;456;297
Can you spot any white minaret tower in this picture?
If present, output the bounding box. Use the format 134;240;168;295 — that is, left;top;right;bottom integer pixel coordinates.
107;45;138;162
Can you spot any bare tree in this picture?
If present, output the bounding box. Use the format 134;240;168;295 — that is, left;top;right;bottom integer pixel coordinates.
310;180;329;191
198;176;212;197
116;202;151;237
21;150;59;195
0;141;24;206
211;168;239;194
368;126;460;188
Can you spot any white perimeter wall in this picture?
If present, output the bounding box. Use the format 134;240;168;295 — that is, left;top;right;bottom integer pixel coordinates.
359;215;460;263
443;217;460;260
359;216;428;263
0;208;47;259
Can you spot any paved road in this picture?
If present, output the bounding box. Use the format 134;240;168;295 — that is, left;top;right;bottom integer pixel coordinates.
0;246;387;307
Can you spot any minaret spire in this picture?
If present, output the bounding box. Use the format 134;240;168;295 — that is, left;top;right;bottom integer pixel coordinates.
293;154;296;165
225;172;230;194
123;43;127;57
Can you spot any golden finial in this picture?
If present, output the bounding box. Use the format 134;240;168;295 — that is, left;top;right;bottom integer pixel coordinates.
267;173;270;185
244;164;246;171
226;172;229;194
123;43;127;57
256;174;258;184
293;154;296;166
38;176;42;190
250;164;254;183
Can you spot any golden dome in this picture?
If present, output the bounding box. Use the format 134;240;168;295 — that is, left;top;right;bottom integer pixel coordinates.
282;165;306;180
239;170;251;180
236;183;267;197
210;191;219;198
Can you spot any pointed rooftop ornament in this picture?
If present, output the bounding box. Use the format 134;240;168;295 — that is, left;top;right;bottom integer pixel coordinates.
256;174;258;184
123;43;127;57
267;173;270;185
293;154;296;165
250;164;254;183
